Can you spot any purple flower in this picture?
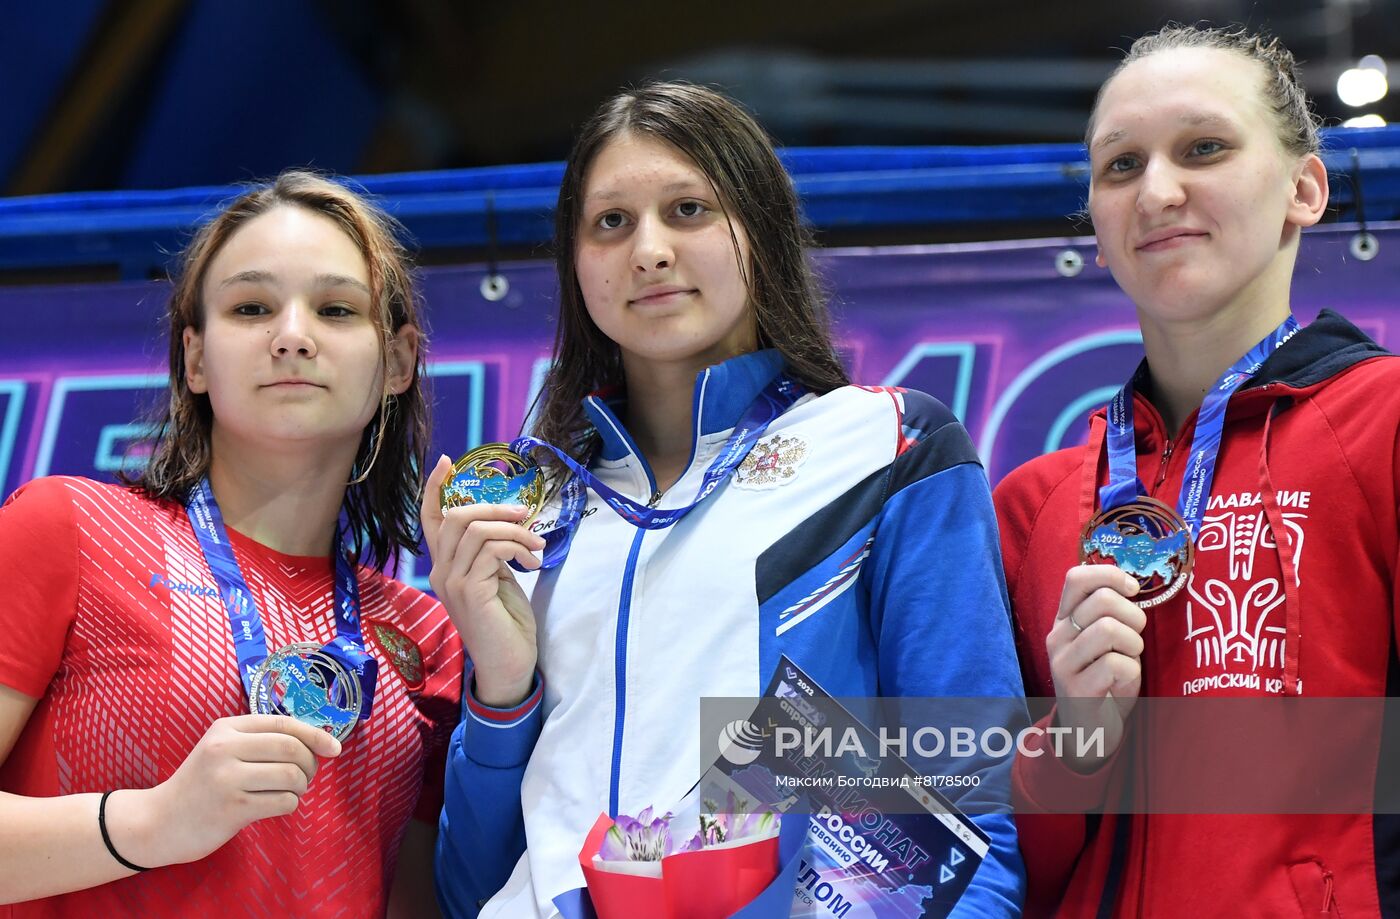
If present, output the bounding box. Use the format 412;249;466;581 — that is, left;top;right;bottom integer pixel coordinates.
598;796;781;864
700;792;780;846
597;806;676;862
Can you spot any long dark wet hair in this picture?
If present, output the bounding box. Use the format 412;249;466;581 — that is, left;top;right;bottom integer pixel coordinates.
530;81;849;468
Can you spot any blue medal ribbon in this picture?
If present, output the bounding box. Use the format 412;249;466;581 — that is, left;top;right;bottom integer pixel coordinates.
186;479;377;720
515;374;804;569
1100;315;1300;539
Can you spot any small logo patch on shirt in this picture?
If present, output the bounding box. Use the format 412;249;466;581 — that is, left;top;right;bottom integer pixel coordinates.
733;434;809;490
368;621;424;690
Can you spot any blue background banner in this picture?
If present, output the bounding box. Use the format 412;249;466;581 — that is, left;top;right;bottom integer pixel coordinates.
2;223;1394;587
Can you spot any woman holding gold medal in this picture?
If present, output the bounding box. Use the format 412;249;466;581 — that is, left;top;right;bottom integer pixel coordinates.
425;83;1027;918
0;172;462;916
995;25;1400;917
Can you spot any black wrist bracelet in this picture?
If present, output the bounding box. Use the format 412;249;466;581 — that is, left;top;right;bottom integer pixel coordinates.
98;790;151;872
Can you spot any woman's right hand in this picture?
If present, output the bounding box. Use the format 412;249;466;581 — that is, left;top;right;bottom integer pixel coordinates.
1047;564;1146;772
112;714;341;867
422;455;543;708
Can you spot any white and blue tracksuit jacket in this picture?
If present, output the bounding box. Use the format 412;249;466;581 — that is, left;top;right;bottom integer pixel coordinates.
436;349;1027;917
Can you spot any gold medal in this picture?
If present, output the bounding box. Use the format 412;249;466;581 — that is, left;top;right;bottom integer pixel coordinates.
1080;497;1195;608
441;443;545;523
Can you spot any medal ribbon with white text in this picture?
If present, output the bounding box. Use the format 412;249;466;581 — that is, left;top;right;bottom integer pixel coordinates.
186;479;378;719
1099;314;1300;537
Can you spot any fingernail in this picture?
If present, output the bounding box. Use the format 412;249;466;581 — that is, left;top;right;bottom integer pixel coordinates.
439;454;451;465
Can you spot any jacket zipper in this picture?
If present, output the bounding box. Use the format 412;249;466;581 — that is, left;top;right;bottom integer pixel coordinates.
1151;439;1174;492
1146;381;1274;494
609;525;647;818
607;389;707;815
607;451;658;819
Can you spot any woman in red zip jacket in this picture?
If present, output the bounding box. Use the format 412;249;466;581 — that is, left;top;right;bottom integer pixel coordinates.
994;24;1400;918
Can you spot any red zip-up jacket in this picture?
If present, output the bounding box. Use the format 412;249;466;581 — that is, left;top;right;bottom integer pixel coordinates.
994;311;1400;918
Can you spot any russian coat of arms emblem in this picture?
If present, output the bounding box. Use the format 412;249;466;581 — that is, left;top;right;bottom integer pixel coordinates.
734;434;809;489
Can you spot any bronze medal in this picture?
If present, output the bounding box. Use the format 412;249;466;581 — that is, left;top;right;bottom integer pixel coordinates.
1080;497;1195;608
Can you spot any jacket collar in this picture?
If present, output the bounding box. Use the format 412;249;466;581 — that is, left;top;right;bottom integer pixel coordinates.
583;349;786;462
1124;308;1389;400
1246;308;1388;390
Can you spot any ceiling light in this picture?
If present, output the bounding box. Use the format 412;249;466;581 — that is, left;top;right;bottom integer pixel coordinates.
1338;59;1389;107
1343;114;1387;128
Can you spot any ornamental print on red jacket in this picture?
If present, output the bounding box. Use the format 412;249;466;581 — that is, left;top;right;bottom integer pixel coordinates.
993;311;1400;919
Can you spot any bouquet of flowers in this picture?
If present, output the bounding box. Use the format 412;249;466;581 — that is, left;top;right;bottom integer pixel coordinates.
562;793;790;919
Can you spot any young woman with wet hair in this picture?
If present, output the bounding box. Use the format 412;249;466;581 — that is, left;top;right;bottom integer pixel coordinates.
995;24;1398;917
427;82;1027;918
0;170;462;917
